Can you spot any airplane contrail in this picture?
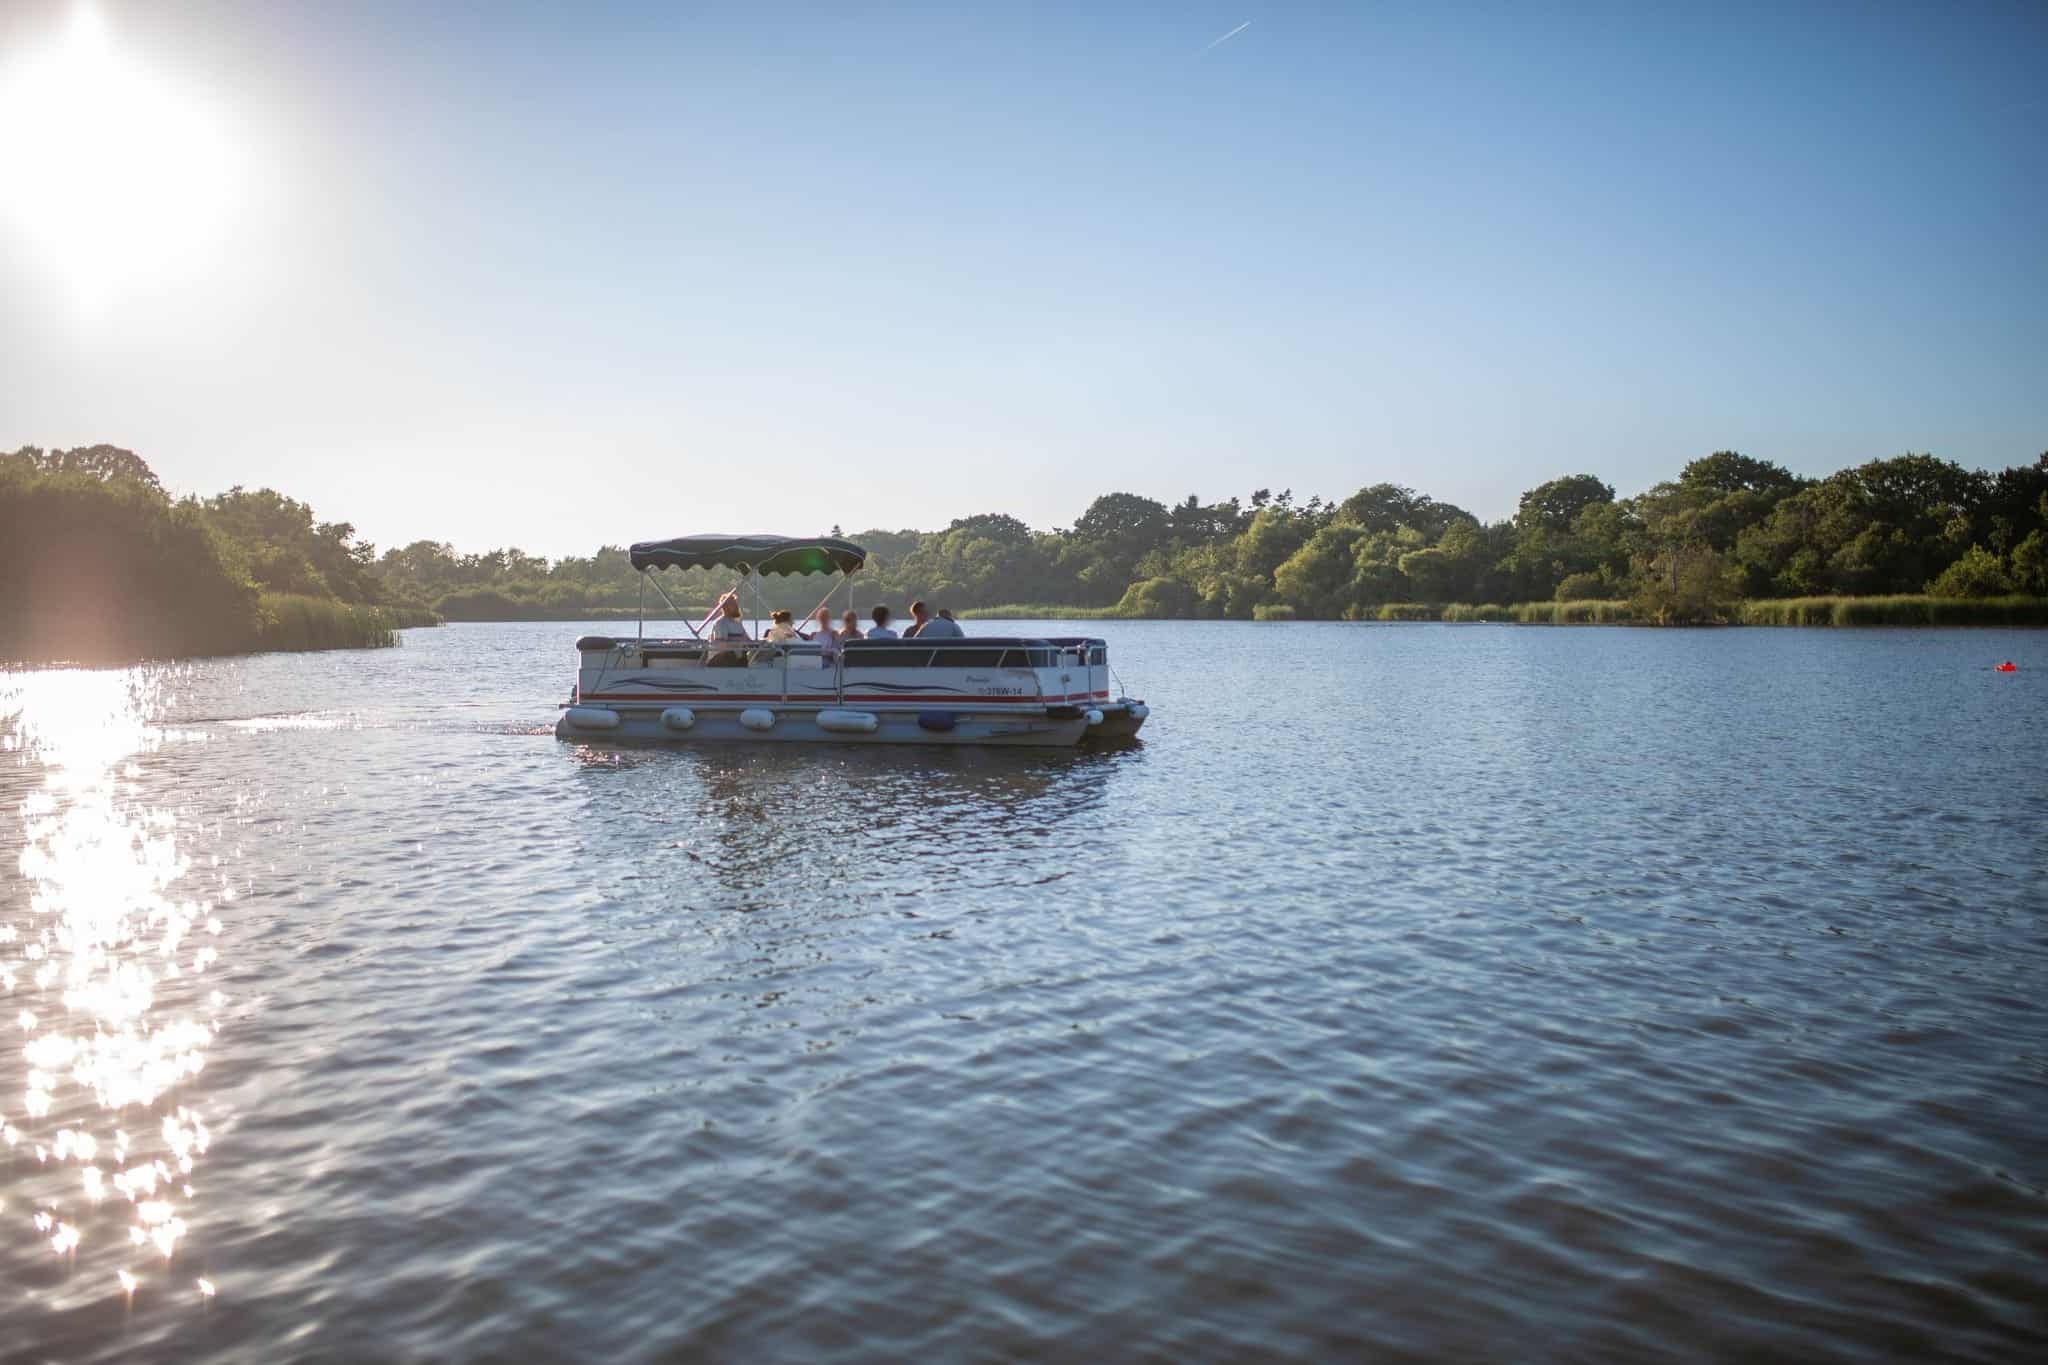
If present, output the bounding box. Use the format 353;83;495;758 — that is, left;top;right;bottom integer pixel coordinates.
1202;20;1251;53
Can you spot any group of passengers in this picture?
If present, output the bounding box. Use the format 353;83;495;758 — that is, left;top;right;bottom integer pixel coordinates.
705;597;962;666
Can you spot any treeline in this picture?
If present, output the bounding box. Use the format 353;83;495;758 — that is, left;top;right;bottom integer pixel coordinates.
1;445;426;664
6;444;2045;666
371;450;2048;625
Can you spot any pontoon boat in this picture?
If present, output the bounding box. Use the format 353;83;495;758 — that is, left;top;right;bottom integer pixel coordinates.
553;534;1150;746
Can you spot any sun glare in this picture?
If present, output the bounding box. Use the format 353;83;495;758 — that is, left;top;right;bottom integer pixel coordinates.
0;2;241;312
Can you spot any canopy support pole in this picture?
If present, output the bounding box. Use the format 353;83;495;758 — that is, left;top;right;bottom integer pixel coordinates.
799;576;840;629
637;571;644;645
642;569;699;637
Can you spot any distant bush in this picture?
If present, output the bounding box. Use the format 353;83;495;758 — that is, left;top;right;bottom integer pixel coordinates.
0;452;426;664
0;463;259;663
1375;603;1435;621
1113;575;1198;618
1926;545;2014;598
1554;571;1608;601
1252;603;1297;621
1440;602;1512;622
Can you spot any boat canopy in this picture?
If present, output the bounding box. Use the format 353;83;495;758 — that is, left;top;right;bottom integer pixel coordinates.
628;534;867;576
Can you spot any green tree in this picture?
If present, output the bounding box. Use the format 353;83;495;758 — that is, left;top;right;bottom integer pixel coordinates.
2011;529;2048;594
1632;545;1741;624
1272;525;1369;617
1735;454;1987;596
1678;451;1803;497
1503;474;1616;599
1234;505;1316;582
1926;545;2014;598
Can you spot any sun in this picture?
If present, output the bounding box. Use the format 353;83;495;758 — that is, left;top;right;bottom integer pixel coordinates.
0;2;241;312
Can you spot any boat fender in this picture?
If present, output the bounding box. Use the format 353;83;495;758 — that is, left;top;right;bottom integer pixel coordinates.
1126;701;1150;720
817;709;879;734
565;706;621;732
739;708;777;731
917;710;957;732
1084;709;1105;726
661;707;696;731
575;636;616;652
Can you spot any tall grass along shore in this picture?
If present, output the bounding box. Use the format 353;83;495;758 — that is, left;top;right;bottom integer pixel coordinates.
253;595;410;652
1737;595;2048;627
971;595;2048;626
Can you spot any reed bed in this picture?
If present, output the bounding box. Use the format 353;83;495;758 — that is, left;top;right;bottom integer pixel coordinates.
1439;603;1514;622
1510;600;1636;624
964;603;1132;620
1741;595;2048;626
1374;603;1436;622
253;594;400;651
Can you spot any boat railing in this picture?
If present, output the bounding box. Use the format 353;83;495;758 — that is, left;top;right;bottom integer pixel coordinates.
586;636;1086;708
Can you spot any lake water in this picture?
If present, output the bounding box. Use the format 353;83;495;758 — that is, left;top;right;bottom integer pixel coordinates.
3;620;2045;1361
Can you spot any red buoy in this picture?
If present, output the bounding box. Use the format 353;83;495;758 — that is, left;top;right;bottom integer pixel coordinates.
1995;661;2017;672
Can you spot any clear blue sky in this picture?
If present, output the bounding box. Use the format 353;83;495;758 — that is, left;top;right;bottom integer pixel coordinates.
2;1;2042;557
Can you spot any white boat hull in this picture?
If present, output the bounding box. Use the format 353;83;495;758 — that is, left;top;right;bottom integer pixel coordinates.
551;634;1147;749
552;634;1146;753
555;704;1096;746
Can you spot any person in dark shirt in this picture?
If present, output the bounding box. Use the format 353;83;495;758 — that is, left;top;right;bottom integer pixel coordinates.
906;600;962;639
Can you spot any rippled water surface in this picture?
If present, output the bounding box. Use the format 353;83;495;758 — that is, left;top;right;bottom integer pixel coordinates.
4;621;2045;1361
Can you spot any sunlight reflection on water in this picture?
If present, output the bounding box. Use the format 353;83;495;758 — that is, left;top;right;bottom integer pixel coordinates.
3;668;226;1307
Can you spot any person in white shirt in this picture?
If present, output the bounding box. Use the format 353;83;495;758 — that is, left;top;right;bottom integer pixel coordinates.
838;609;864;641
867;605;899;640
706;594;750;666
765;610;799;643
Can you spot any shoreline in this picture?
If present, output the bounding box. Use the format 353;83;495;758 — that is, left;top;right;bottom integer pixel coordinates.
8;594;2042;668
